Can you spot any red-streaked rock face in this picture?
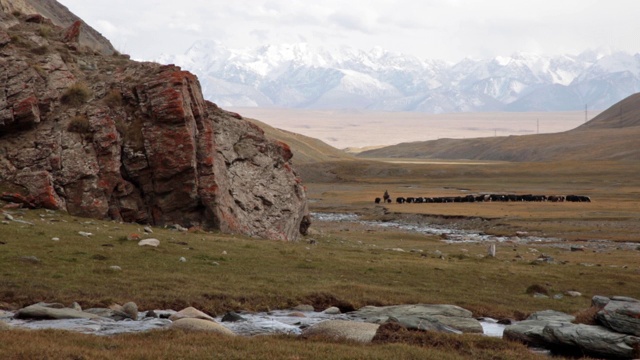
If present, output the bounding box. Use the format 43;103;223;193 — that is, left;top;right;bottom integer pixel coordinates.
0;12;309;240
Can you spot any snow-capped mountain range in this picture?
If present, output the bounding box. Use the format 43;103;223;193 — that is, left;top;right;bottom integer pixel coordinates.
158;42;640;113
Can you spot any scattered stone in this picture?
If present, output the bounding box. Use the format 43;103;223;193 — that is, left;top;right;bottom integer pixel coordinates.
293;304;315;312
71;302;82;312
20;256;41;264
0;320;10;330
221;251;227;255
169;307;216;322
122;302;138;321
302;320;379;343
221;312;246;322
78;231;93;237
533;293;549;299
127;233;141;241
51;237;60;241
4;213;14;221
170;318;236;335
143;226;153;234
145;310;158;318
534;254;554;264
553;294;564;300
323;307;341;315
14;304;104;320
565;291;582;297
138;238;160;247
171;224;188;232
179;257;187;262
109;265;122;271
487;243;496;257
570;246;585;252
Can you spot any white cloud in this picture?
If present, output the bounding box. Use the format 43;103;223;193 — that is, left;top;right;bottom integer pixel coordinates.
58;0;640;61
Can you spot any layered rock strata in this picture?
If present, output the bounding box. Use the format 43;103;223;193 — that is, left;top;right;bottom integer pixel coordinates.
0;8;308;240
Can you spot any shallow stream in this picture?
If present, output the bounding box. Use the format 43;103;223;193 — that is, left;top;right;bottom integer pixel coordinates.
311;212;639;250
1;309;505;337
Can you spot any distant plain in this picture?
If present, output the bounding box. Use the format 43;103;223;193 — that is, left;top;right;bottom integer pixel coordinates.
231;107;600;150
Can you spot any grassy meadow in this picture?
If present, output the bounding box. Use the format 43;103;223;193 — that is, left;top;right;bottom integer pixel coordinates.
1;157;639;359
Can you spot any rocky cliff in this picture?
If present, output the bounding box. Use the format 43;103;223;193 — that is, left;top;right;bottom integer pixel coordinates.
0;8;309;240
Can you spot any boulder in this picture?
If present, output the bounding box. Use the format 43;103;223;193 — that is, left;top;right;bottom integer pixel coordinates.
596;296;640;336
351;304;483;334
122;302;139;321
14;304;104;320
542;322;640;359
170;318;235;335
302;320;380;343
503;310;575;346
169;307;215;322
323;306;341;315
138;238;160;247
592;295;612;308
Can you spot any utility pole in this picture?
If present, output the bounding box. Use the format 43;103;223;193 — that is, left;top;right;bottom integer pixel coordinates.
585;104;588;123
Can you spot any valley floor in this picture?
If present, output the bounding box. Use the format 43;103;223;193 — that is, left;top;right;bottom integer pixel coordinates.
1;157;638;359
231;108;594;150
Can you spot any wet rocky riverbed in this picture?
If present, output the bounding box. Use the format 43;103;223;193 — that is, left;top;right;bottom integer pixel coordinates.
311;212;640;251
1;307;505;337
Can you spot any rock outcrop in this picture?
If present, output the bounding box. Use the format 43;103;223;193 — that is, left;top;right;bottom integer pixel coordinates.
504;297;640;359
0;0;116;55
350;304;483;334
0;7;309;240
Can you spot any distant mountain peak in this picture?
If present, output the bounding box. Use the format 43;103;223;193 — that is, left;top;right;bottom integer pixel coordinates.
158;42;640;113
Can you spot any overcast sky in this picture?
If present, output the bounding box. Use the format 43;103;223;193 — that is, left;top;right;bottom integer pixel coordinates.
57;0;640;62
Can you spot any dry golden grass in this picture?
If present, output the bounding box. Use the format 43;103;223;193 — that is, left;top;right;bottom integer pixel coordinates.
246;117;354;164
0;328;545;360
357;94;640;162
60;82;91;107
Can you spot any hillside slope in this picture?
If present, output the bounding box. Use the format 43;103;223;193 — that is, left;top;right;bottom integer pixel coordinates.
245;117;353;165
358;93;640;162
0;0;115;55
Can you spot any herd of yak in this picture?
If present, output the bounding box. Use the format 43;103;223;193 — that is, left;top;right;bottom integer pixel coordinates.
375;191;591;204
